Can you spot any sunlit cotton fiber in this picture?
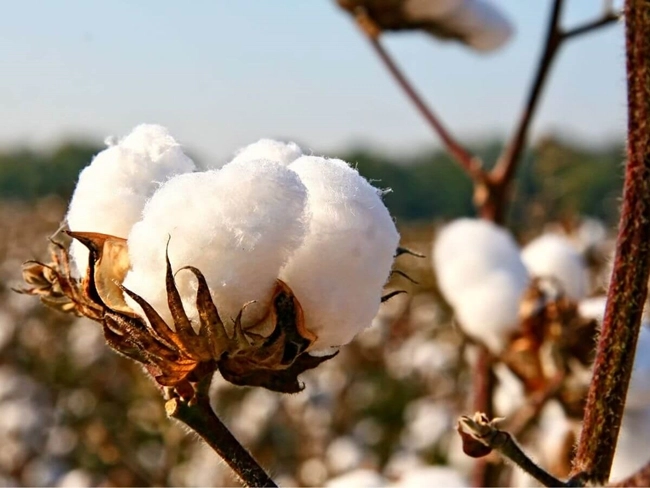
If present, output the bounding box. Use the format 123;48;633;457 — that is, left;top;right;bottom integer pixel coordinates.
522;233;588;301
280;155;400;349
433;218;529;352
123;159;308;327
66;124;195;274
229;138;302;166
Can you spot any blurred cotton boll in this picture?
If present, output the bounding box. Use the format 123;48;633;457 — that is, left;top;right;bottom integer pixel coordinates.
230;138;303;166
393;466;468;487
522;233;589;301
280;155;400;349
403;0;514;51
124;159;308;327
66;124;196;274
433;218;529;352
325;468;387;488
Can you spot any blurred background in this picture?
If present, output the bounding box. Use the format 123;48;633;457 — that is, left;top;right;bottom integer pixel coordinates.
0;1;630;486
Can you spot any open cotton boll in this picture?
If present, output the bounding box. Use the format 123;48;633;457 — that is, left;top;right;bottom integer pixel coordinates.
123;159;308;327
280;156;400;350
444;0;514;52
229;138;302;167
522;234;588;301
433;219;529;351
66;124;195;274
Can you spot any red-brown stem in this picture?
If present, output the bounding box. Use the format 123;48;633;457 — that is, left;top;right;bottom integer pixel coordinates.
571;2;650;484
489;2;619;224
470;345;497;487
357;26;482;179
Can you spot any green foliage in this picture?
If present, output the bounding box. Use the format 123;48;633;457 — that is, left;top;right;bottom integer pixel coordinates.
0;137;624;226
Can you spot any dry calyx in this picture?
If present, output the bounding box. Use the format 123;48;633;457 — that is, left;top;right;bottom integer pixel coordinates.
20;231;338;397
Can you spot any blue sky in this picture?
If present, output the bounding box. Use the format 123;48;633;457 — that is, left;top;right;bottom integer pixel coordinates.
1;1;625;163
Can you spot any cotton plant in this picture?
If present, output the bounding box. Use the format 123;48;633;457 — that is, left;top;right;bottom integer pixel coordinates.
20;125;401;396
432;218;529;352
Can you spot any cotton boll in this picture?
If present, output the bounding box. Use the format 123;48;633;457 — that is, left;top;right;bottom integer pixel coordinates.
493;363;525;417
67;124;195;274
280;156;400;349
230;138;302;166
433;219;529;352
522;234;588;301
445;0;514;52
578;295;607;322
124;159;308;327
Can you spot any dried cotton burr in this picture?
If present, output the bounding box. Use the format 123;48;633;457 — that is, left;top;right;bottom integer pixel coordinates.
433;218;529;352
20;127;400;394
66;124;196;275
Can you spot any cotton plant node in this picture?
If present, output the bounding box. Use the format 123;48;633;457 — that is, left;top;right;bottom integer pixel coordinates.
18;231;338;399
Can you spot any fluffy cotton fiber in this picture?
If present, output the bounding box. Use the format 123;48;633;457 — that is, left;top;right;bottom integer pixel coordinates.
68;132;398;349
229;138;302;167
522;233;588;301
433;218;529;352
280;156;400;350
404;0;514;52
66;124;195;274
123;159;308;328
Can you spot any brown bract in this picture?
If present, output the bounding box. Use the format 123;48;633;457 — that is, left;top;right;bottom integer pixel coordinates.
17;231;337;397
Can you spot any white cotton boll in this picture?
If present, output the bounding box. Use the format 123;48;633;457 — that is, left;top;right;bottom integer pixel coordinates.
536;401;574;472
578;295;607;322
393;466;468;487
230;138;302;166
326;436;364;475
493;363;525;417
66;124;195;274
123;159;308;327
401;399;451;450
522;234;589;301
280;156;400;349
433;219;529;352
326;469;387;488
443;0;514;52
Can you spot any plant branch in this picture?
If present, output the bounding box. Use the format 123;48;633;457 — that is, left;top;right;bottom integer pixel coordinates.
166;393;277;487
571;2;650;484
489;1;619;222
459;413;571;487
353;8;482;179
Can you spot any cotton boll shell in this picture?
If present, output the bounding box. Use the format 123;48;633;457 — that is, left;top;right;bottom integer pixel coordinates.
433;219;529;352
230;139;302;166
124;159;308;328
280;156;399;349
67;124;195;275
522;234;588;301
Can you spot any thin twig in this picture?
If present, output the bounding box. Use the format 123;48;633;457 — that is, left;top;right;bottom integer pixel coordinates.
491;0;565;189
353;9;481;179
459;413;570;487
490;1;619;222
571;2;650;484
166;393;277;487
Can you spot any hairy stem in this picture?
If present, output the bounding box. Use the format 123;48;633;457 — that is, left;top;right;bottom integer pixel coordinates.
571;2;650;484
166;394;277;487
